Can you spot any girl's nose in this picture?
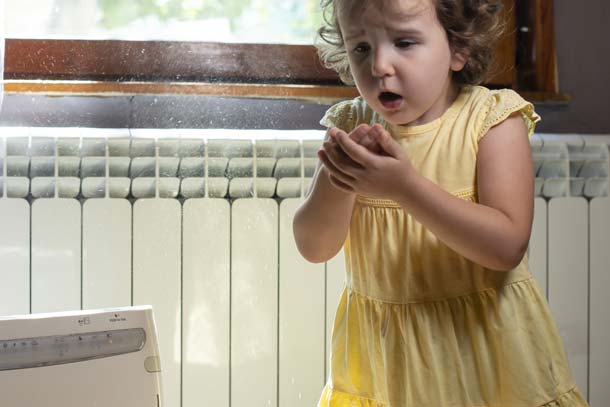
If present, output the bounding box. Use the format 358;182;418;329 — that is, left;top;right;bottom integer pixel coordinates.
371;48;395;78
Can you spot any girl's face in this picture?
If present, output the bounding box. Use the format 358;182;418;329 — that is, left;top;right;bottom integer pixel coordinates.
339;0;467;126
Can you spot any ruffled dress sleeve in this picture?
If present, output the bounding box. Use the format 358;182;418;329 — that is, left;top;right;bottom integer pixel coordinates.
476;89;541;142
319;98;359;133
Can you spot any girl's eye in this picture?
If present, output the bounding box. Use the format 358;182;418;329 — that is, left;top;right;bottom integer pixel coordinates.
396;40;415;49
353;43;370;54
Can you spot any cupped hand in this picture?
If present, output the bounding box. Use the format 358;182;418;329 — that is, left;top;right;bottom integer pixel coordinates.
318;124;416;201
328;124;383;155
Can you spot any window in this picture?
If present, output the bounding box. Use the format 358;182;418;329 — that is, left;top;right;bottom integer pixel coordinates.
2;0;566;103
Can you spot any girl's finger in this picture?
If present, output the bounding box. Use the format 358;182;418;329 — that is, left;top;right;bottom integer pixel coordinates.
318;149;357;185
328;127;343;143
360;133;375;150
334;130;374;167
371;125;403;158
348;124;371;144
322;140;362;174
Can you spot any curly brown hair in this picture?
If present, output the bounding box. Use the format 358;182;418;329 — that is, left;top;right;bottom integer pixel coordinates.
316;0;507;86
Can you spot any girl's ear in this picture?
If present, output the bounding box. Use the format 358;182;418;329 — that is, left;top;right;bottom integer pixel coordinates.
450;51;468;72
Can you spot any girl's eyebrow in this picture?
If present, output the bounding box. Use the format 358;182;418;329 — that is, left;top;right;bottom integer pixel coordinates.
388;27;424;36
344;27;423;42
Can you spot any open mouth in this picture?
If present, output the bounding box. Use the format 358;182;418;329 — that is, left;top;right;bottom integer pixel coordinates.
378;91;403;109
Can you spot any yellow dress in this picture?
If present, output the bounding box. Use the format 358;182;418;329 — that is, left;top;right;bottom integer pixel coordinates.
318;86;588;407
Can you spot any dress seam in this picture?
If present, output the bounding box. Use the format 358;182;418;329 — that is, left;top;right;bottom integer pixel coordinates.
348;277;534;305
324;383;579;407
477;99;533;143
356;188;477;208
535;385;580;407
324;385;387;405
355;196;402;208
453;186;477;199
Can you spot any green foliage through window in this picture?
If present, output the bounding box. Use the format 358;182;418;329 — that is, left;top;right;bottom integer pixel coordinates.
96;0;323;43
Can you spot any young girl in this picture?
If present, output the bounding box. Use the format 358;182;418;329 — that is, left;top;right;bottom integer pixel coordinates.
293;0;589;406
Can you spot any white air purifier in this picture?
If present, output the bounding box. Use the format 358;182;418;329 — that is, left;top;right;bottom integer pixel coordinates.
0;305;163;406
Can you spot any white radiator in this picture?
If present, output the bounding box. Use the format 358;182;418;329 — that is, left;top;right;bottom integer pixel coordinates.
0;128;608;407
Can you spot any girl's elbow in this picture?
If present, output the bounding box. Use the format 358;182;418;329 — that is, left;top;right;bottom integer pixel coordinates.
301;251;331;264
495;243;528;272
294;239;331;264
293;224;329;265
510;236;531;267
497;258;522;273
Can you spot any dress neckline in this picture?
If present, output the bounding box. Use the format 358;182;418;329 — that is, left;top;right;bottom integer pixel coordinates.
388;86;472;138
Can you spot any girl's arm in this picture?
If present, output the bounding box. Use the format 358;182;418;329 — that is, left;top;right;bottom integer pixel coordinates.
292;129;356;264
396;113;534;271
321;115;534;272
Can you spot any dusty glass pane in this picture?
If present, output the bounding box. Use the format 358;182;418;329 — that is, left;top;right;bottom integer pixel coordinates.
4;0;323;44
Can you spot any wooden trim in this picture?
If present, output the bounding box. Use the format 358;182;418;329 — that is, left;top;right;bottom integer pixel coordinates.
516;0;559;93
4;39;340;84
3;80;359;103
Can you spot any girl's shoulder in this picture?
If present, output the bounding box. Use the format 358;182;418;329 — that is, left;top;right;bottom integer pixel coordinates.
464;86;542;142
319;96;382;133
